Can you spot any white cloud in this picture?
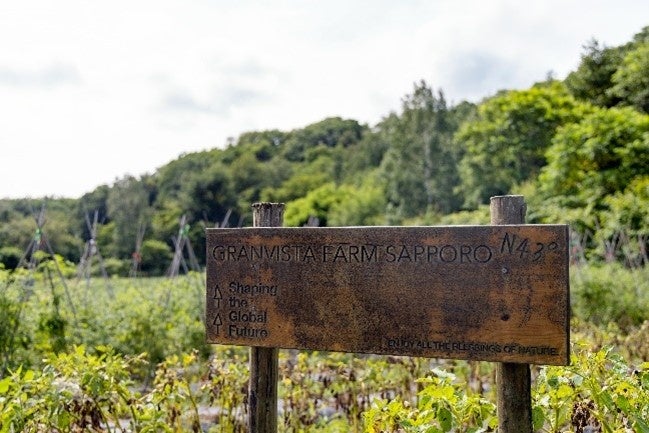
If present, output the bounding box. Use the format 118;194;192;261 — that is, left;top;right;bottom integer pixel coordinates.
0;63;81;87
1;0;648;198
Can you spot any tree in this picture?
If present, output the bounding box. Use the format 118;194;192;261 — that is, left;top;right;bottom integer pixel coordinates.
455;81;589;208
338;131;390;180
228;147;291;209
610;42;649;114
327;175;387;226
598;176;649;266
235;129;287;161
75;185;110;239
154;149;222;202
280;117;367;162
139;239;173;276
0;246;22;269
539;106;649;212
379;81;469;220
180;163;238;222
564;39;626;107
178;163;239;261
284;183;353;227
106;176;152;259
260;147;340;203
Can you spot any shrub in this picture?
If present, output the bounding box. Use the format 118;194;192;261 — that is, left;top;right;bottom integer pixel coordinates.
571;263;649;330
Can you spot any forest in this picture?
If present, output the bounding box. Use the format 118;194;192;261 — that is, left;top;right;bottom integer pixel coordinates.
0;25;648;433
1;27;648;274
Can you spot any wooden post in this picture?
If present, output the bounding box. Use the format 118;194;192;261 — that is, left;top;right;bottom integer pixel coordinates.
490;195;532;433
249;203;283;433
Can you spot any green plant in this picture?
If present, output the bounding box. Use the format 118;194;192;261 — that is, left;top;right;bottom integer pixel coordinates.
363;367;497;433
533;344;649;432
571;263;649;331
2;262;649;432
203;346;249;432
0;346;143;432
0;290;31;376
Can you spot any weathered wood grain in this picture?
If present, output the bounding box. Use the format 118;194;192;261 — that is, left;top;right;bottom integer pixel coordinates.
206;223;569;365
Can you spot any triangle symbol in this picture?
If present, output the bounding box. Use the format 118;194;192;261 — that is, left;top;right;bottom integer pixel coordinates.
213;286;223;299
213;314;222;326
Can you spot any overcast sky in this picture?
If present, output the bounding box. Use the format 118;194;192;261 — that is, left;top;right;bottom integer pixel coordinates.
1;1;648;199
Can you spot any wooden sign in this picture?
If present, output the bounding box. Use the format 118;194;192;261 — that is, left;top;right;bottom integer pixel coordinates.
206;225;569;365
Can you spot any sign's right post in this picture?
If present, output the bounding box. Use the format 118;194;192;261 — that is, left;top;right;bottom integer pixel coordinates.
491;195;533;432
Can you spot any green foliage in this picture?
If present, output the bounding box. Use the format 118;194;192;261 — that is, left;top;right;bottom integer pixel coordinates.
0;199;83;264
364;368;497;433
35;285;67;355
610;41;649;114
456;81;589;208
589;176;649;266
204;346;249;432
35;253;77;279
72;276;209;378
1;25;649;275
602;176;649;236
0;246;22;270
564;25;649;117
139;239;173;275
280;117;367;162
0;346;209;432
261;149;337;204
284;183;350;227
229;149;291;209
279;351;427;431
0;289;30;375
539;106;649;217
154;149;221;201
76;184;110;232
0;262;648;431
101;257;131;277
327;177;387;226
261;170;327;204
283;176;387;228
570;263;649;331
236;129;288;161
106;175;152;259
186;161;238;219
565;38;627;108
0;270;209;378
379;82;471;220
339;132;390;178
434;206;490;226
363;340;649;433
534;345;649;432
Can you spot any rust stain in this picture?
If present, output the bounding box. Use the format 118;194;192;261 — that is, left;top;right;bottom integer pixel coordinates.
206;225;570;365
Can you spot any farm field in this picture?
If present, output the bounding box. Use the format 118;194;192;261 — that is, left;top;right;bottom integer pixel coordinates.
1;260;648;432
1;11;648;433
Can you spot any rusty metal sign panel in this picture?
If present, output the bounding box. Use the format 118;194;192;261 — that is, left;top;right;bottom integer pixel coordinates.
206;225;570;365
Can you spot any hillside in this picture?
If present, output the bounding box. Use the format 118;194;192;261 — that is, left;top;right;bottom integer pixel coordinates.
1;26;648;275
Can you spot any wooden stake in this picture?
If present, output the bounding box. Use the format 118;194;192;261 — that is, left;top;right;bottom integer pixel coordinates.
249;203;283;433
490;195;532;433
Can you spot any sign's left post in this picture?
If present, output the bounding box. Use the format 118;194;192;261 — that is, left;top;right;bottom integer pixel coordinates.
248;202;283;433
